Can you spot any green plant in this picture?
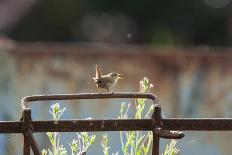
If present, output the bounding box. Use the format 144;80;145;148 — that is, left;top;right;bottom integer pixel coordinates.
101;134;118;155
118;77;154;155
42;103;67;155
101;134;110;155
162;140;180;155
115;77;179;155
71;132;96;155
42;103;96;155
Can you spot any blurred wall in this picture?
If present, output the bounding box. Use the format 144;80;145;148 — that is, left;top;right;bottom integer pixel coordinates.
0;42;232;154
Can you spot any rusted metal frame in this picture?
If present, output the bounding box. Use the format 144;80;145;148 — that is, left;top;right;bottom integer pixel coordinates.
32;119;152;132
152;105;184;139
20;93;159;155
151;103;184;154
22;108;40;155
22;109;31;155
3;118;232;133
0;121;22;133
152;105;161;155
24;134;30;155
24;130;40;155
15;92;232;154
162;118;232;131
32;119;232;132
20;93;158;109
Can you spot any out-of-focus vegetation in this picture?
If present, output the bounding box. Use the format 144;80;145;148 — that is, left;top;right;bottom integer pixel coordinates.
42;103;96;155
5;0;232;46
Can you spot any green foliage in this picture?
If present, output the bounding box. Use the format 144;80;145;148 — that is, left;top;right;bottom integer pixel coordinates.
43;103;67;155
69;139;78;155
101;134;109;155
49;103;66;123
101;134;118;155
73;132;96;154
118;77;154;155
118;77;179;155
42;103;96;155
162;140;180;155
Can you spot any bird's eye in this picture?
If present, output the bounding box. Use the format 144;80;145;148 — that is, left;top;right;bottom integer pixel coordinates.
111;73;117;77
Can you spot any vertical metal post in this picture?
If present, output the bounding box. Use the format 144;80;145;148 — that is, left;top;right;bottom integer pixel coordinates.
24;130;40;155
23;109;31;155
22;108;40;155
24;135;30;155
152;105;161;155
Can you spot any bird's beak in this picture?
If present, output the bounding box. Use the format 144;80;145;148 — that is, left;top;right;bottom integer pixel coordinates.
118;74;123;79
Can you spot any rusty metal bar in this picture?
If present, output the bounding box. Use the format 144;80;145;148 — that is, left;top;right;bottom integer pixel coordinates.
24;134;30;155
24;130;40;155
32;119;151;132
152;104;185;140
162;118;232;131
22;109;31;155
22;108;40;155
0;119;152;133
0;121;22;133
155;129;184;139
152;124;159;154
152;105;161;155
21;93;158;109
3;118;232;133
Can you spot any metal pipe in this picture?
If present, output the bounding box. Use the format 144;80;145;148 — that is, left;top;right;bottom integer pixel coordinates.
21;93;158;109
162;118;232;131
2;118;232;133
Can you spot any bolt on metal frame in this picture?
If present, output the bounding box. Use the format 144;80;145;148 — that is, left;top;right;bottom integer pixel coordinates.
1;92;232;154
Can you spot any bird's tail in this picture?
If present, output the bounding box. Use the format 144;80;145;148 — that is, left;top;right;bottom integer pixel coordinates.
95;65;101;78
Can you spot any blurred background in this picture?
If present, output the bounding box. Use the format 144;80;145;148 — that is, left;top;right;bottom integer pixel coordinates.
0;0;232;154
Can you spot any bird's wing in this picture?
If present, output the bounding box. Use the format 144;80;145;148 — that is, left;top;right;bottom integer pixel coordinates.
95;65;101;78
101;76;115;84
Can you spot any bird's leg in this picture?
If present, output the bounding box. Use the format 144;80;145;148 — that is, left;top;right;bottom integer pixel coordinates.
97;87;101;94
107;87;114;94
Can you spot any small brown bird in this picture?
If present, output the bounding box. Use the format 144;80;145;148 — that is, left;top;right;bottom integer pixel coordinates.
92;65;123;93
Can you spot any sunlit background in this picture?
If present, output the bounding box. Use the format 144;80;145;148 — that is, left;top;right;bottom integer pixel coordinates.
0;0;232;155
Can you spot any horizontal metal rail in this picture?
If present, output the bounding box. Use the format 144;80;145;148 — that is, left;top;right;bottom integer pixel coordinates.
2;118;232;133
162;118;232;131
21;93;158;109
0;121;21;133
